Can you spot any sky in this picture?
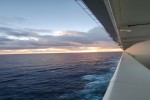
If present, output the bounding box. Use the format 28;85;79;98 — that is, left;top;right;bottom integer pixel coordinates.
0;0;122;54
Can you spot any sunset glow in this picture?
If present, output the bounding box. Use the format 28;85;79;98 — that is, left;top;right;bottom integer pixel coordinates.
0;0;122;55
0;47;122;55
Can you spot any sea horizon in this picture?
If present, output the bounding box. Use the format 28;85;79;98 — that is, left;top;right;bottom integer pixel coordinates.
0;51;122;56
0;52;122;100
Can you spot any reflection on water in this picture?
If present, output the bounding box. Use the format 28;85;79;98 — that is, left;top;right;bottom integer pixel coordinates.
0;52;121;100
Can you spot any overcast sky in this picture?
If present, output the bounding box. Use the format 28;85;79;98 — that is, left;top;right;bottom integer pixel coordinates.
0;0;121;54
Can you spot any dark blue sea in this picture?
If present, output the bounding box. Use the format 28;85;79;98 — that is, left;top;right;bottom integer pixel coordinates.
0;52;122;100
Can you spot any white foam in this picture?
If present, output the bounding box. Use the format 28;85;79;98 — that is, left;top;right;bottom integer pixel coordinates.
82;75;99;81
82;73;113;83
78;89;94;95
79;66;116;100
59;66;117;100
85;81;101;89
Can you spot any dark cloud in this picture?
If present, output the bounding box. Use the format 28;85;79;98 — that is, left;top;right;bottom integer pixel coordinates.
0;36;13;42
0;26;115;50
0;27;38;37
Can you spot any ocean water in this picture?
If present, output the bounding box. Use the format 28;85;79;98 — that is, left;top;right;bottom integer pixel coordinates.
0;52;122;100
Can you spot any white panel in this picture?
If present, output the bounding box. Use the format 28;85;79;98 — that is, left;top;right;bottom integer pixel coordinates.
126;40;150;68
103;53;150;100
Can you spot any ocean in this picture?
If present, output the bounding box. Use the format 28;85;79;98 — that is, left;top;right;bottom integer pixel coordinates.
0;52;122;100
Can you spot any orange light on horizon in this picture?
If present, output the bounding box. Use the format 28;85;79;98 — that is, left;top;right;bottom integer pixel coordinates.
0;47;123;55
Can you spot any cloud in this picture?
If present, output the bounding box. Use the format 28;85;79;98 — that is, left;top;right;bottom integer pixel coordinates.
0;26;118;50
0;27;37;37
0;16;26;26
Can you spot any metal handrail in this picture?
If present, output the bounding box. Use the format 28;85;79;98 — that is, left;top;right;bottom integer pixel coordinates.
75;0;102;26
